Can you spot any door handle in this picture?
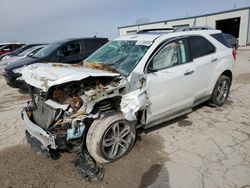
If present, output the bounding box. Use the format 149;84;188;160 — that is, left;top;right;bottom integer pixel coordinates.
211;58;218;62
184;70;194;76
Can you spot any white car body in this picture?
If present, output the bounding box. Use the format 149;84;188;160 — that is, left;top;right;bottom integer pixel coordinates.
21;28;235;162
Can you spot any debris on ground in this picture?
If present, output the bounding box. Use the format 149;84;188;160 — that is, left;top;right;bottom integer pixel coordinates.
73;150;104;182
26;130;104;181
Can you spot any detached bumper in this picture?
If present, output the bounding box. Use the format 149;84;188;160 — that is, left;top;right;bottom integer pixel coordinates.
21;110;57;149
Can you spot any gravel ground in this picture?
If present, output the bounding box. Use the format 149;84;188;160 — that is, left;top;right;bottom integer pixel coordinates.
0;47;249;188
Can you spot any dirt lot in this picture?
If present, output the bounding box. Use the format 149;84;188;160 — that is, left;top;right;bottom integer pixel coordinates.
0;48;250;188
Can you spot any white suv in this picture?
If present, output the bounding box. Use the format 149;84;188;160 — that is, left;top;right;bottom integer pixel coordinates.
22;27;235;164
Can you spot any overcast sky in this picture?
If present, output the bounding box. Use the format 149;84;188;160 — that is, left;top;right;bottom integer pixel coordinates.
1;0;249;43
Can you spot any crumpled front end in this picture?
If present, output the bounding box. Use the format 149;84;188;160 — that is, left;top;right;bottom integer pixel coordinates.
21;63;148;151
22;75;128;151
22;110;57;149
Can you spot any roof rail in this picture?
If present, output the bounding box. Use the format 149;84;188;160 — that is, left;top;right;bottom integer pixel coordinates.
174;26;215;32
136;26;215;34
136;28;174;34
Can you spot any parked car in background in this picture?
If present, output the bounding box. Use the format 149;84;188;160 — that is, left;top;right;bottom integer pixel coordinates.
21;27;235;164
0;44;43;61
0;42;25;56
0;45;47;70
4;37;108;89
223;33;238;50
0;42;22;48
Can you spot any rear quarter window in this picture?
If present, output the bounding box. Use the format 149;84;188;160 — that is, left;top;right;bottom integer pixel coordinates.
211;33;231;48
84;39;108;52
189;36;215;59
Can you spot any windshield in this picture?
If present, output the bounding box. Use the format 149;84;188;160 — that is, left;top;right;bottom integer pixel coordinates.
19;45;46;57
32;43;60;58
84;40;151;76
18;46;39;56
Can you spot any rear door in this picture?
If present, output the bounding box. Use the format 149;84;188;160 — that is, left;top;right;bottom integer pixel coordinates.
145;37;195;127
188;35;217;105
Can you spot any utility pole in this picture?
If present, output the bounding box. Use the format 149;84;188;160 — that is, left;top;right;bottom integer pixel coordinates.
234;3;236;9
205;6;208;26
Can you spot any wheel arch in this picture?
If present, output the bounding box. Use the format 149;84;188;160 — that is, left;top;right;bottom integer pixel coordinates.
208;68;233;96
221;69;233;83
86;111;136;164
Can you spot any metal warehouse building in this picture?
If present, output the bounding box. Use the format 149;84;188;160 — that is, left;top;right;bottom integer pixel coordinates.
118;7;250;46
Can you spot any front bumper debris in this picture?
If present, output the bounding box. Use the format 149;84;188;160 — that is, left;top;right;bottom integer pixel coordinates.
74;151;104;181
21;110;57;149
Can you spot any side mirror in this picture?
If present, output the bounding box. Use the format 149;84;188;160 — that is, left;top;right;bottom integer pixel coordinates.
147;63;157;73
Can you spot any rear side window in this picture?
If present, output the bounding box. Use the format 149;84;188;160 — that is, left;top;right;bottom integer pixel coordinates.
58;42;80;56
85;40;98;51
84;39;107;52
189;36;215;59
211;33;231;48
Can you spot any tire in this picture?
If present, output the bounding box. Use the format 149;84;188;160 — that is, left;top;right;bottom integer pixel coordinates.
86;112;136;164
210;75;231;107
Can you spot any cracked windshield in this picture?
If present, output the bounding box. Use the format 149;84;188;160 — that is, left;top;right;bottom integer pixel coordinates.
84;40;151;76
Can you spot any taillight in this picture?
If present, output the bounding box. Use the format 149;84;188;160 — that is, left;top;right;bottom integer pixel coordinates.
232;50;237;61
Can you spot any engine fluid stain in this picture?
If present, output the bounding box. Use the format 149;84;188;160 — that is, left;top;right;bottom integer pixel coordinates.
178;120;193;127
0;135;169;188
139;164;169;188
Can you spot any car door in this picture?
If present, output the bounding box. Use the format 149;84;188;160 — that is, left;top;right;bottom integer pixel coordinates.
188;36;216;105
145;38;195;128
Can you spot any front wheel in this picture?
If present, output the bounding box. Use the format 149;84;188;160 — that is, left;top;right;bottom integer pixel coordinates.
210;75;231;107
86;112;136;164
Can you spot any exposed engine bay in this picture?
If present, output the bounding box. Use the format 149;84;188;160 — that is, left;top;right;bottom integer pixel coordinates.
21;63;148;180
25;76;129;151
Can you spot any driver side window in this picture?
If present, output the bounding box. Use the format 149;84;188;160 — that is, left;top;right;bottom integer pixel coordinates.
149;39;189;71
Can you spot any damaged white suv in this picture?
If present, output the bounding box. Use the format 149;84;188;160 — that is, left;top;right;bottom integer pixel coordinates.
22;27;235;164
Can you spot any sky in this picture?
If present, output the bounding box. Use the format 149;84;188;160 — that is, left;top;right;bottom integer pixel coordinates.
1;0;249;43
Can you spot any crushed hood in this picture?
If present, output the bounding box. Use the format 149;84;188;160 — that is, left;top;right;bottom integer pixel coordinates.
22;63;120;92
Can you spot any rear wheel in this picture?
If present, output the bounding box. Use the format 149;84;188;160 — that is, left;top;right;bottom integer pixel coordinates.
210;75;231;106
86;112;136;164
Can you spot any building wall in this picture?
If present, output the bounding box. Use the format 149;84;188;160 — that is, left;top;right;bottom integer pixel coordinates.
197;9;249;45
118;8;250;46
247;9;250;45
